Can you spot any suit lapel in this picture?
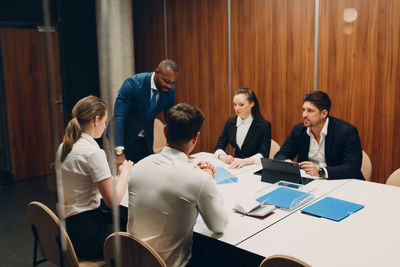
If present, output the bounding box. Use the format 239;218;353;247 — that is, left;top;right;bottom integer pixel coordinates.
144;73;152;117
324;117;335;164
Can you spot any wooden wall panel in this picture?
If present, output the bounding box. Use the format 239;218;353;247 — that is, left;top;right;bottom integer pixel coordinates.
133;0;166;73
0;28;63;180
231;0;315;145
318;0;400;183
166;0;229;153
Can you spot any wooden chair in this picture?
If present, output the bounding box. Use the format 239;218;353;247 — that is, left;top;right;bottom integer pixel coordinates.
361;150;372;181
103;232;166;267
386;168;400;187
269;139;280;159
153;118;167;153
260;254;311;267
26;201;105;267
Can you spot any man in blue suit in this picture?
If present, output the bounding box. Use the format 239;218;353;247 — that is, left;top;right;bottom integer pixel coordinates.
274;91;364;180
114;59;178;164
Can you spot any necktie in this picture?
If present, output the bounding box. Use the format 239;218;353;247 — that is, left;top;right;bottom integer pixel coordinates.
147;89;158;118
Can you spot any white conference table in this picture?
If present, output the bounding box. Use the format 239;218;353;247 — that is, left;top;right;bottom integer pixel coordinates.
191;152;350;246
238;179;400;266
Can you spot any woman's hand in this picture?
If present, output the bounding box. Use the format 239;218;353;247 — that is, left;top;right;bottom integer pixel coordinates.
228;158;254;169
218;154;234;164
118;160;134;179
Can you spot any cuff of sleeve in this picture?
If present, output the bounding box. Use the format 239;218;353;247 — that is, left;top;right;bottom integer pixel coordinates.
250;153;263;164
323;167;328;179
214;149;227;159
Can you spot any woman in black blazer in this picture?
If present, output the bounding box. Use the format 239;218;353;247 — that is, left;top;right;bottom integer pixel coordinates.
214;88;271;168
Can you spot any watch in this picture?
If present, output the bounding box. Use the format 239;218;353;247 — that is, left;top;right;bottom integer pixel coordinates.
318;167;325;178
115;147;124;156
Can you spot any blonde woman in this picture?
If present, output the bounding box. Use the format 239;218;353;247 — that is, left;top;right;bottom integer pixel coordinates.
56;95;133;259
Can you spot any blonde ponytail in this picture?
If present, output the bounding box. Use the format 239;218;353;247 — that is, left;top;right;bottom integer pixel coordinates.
60;95;107;162
61;117;82;162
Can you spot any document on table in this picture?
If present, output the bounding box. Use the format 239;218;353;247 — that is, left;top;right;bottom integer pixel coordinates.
214;167;238;184
301;196;364;222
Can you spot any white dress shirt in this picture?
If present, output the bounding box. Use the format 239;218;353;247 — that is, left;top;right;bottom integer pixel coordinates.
306;117;329;178
215;115;263;161
127;147;228;267
56;133;111;218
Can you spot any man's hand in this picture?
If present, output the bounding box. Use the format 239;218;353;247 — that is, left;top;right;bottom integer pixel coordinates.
197;161;216;178
299;161;319;176
116;153;127;171
218;154;234;164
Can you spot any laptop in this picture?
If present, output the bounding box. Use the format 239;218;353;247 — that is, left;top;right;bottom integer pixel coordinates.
255;158;315;185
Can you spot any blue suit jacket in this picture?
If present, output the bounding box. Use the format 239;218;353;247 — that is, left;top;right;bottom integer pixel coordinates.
274;116;364;180
114;72;175;152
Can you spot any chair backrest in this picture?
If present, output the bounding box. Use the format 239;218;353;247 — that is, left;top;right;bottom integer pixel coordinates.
153;118;167;153
260;254;311;267
361;150;372;181
269;139;280;159
104;232;167;267
26;201;79;267
386;168;400;187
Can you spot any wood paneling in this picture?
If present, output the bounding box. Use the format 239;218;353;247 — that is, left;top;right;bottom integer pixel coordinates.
133;0;166;73
0;28;63;180
231;0;315;145
166;0;229;153
318;0;400;183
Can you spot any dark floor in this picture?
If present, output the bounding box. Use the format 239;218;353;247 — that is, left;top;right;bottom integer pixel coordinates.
0;175;57;267
0;175;264;267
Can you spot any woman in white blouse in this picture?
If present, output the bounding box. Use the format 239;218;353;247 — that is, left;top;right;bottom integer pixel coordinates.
56;95;133;259
214;88;271;168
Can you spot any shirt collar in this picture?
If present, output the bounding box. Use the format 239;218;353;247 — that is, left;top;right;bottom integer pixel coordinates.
236;115;253;127
81;132;100;148
150;72;158;91
306;117;330;137
161;146;189;163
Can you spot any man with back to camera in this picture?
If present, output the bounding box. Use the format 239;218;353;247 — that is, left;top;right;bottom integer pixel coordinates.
127;103;229;267
113;59;179;164
274;91;364;180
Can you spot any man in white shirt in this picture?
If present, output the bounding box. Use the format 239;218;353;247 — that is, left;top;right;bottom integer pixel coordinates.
127;103;229;267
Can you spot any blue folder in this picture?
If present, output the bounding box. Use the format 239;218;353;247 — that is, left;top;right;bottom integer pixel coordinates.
214;167;238;184
256;187;312;209
301;197;364;222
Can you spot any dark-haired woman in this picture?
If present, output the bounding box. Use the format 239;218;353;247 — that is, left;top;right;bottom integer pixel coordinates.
214;88;271;169
56;95;133;259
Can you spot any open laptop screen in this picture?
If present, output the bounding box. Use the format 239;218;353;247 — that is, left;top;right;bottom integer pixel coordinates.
258;158;314;185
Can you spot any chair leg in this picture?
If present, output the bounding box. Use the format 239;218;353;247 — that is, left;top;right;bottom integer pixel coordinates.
31;225;48;267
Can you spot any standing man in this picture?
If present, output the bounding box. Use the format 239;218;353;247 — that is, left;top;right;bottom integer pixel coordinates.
114;59;179;164
274;91;364;180
127;103;228;267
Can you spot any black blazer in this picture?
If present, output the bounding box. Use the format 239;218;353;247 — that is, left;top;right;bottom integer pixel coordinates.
274;116;364;180
214;117;271;159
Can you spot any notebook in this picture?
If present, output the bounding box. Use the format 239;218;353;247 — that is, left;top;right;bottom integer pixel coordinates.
301;197;364;222
214;167;238;184
256;158;315;185
256;187;313;210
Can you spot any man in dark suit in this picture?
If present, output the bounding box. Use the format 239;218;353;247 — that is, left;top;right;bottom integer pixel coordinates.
274;91;364;180
114;59;178;164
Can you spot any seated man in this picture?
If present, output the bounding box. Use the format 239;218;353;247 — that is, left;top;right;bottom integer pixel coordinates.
274;91;364;180
127;103;229;267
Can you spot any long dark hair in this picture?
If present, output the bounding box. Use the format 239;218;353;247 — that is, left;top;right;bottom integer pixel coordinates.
234;88;265;121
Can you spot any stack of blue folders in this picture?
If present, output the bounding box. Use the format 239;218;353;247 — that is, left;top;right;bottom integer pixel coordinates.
256;187;313;210
301;197;364;222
